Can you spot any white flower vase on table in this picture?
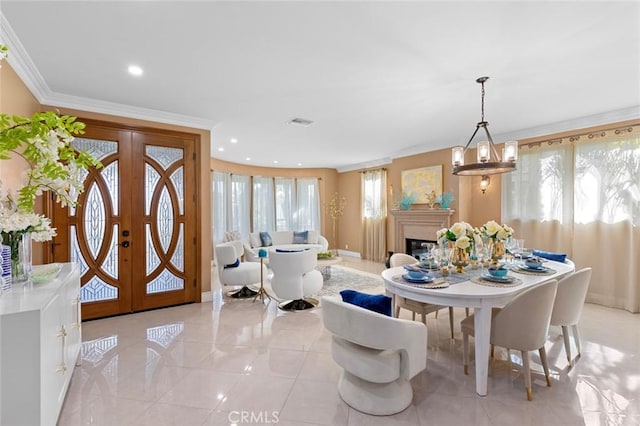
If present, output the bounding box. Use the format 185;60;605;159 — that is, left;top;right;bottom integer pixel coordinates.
2;231;31;283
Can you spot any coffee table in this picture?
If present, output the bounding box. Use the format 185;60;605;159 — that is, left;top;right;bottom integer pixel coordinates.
316;256;342;280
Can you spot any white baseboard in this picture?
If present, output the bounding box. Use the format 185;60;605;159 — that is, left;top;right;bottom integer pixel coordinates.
338;249;361;258
201;291;213;302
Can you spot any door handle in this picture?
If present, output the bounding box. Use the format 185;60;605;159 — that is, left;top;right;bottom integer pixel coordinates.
119;241;130;248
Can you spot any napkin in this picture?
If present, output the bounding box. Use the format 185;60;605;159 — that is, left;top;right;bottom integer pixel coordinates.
532;249;566;263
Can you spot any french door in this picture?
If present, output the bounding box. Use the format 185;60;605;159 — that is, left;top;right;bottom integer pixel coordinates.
51;122;198;320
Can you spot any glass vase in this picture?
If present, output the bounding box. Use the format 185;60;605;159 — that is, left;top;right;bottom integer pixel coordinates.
2;232;33;283
451;247;469;273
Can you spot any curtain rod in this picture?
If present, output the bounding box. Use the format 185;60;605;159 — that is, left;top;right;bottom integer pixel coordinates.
520;124;638;149
358;167;387;173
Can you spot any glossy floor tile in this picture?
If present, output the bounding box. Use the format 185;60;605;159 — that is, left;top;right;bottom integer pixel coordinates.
58;258;640;425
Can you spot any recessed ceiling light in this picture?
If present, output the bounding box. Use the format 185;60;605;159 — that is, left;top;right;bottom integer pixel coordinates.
230;138;238;144
128;65;143;76
297;163;303;166
217;147;224;152
245;157;251;161
273;160;279;164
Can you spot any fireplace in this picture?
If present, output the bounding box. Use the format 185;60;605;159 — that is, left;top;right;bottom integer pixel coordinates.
390;209;455;254
406;238;437;259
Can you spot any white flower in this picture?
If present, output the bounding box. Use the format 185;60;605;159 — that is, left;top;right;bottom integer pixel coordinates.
450;222;467;239
436;228;448;240
483;220;501;237
455;235;471;250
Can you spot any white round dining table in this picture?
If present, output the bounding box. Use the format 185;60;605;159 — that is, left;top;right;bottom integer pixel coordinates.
381;259;575;396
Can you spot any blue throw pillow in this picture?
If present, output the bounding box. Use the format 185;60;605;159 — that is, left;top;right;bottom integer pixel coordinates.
259;231;273;247
293;230;308;244
340;289;392;317
224;258;240;269
532;249;567;263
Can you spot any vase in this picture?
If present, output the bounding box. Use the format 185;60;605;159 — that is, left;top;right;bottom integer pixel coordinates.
1;232;32;283
451;247;469;273
490;240;505;265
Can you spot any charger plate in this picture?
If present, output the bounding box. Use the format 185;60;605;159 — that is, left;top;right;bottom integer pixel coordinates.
511;264;556;276
471;275;523;288
392;275;450;289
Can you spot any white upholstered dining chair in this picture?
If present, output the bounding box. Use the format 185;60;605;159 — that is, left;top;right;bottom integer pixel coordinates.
215;240;268;298
461;280;558;401
550;267;592;366
390;253;457;339
322;295;427;415
269;249;323;310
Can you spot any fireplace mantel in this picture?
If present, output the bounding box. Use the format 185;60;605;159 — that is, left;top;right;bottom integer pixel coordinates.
390;209;455;253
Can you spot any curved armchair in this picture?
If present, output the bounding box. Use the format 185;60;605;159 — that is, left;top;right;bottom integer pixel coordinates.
551;267;592;366
390;253;457;339
215;240;267;298
461;280;558;401
322;296;427;415
269;249;323;310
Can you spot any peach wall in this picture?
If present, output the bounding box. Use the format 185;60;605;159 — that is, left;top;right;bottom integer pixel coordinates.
211;158;339;248
0;63;45;263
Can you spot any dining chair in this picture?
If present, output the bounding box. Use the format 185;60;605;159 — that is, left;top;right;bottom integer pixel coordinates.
550;267;592;366
461;280;558;401
390;253;457;339
269;249;323;310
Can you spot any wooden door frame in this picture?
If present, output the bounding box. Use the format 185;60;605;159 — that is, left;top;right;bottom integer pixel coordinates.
44;118;203;314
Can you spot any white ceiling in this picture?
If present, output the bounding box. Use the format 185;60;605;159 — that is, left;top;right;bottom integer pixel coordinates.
1;1;639;172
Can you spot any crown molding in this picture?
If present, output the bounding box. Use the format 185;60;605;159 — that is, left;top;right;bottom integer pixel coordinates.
336;157;392;173
0;12;216;132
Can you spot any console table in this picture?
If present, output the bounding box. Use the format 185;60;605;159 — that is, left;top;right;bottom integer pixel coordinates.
0;263;81;426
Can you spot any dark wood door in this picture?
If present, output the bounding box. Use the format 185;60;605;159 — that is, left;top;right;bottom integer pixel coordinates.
51;122;198;320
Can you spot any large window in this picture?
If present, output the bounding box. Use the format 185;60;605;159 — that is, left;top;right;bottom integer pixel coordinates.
361;169;387;262
503;125;640;312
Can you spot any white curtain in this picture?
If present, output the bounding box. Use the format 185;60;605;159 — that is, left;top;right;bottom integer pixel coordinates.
252;176;275;232
297;178;320;231
275;178;296;231
212;171;230;245
503;126;640;312
361;169;387;262
231;175;250;238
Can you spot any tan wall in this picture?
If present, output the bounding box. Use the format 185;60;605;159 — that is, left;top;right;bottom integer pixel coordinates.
0;63;46;263
335;170;361;253
211;158;339;248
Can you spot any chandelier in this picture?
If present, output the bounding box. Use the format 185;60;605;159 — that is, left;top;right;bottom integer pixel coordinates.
451;76;518;176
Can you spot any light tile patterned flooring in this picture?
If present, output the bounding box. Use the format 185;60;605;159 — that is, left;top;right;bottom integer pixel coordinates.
59;257;640;425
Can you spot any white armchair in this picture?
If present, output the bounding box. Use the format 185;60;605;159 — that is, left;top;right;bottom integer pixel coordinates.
215;240;267;298
322;296;427;415
269;249;323;310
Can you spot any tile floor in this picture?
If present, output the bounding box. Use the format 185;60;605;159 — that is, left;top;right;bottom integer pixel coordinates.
58;257;640;425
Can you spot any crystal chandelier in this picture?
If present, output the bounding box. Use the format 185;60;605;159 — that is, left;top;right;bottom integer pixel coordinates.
451;77;518;176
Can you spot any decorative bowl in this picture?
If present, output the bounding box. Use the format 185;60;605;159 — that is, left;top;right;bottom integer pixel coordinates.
525;257;543;269
31;263;63;284
487;266;508;277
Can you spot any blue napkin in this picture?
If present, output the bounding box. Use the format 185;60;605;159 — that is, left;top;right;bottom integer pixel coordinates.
532;249;566;263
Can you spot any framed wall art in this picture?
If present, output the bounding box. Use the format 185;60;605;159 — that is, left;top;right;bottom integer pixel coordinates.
401;165;443;204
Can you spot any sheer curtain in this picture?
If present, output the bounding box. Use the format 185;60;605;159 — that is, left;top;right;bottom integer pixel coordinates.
253;177;275;232
503;126;640;312
231;175;250;238
361;169;387;262
297;178;320;231
212;171;230;244
275;178;296;231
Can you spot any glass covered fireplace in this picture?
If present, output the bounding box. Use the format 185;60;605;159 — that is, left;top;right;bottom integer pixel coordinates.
406;238;437;260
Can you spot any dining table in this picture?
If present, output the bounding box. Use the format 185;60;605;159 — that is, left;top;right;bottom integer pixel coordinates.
381;259;575;396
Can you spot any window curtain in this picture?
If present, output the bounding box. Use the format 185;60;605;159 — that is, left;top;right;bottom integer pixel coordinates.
212;171;230;244
231;175;250;238
297;178;320;231
275;178;296;231
361;169;387;262
252;176;275;232
503;126;640;312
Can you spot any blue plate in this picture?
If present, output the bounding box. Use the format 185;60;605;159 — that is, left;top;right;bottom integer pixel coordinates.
519;263;549;272
402;274;435;284
481;273;516;283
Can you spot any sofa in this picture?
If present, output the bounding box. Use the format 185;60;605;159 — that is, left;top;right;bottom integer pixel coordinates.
243;230;329;262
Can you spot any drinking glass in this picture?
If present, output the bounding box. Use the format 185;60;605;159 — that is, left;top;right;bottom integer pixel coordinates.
514;239;525;262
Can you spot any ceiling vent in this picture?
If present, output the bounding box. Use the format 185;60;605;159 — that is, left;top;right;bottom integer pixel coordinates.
287;118;314;127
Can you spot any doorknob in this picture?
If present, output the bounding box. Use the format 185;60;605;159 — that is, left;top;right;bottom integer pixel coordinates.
119;241;130;248
122;230;130;237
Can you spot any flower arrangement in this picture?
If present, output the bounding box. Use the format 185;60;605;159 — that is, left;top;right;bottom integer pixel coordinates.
436;191;455;209
481;220;514;241
437;221;475;252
